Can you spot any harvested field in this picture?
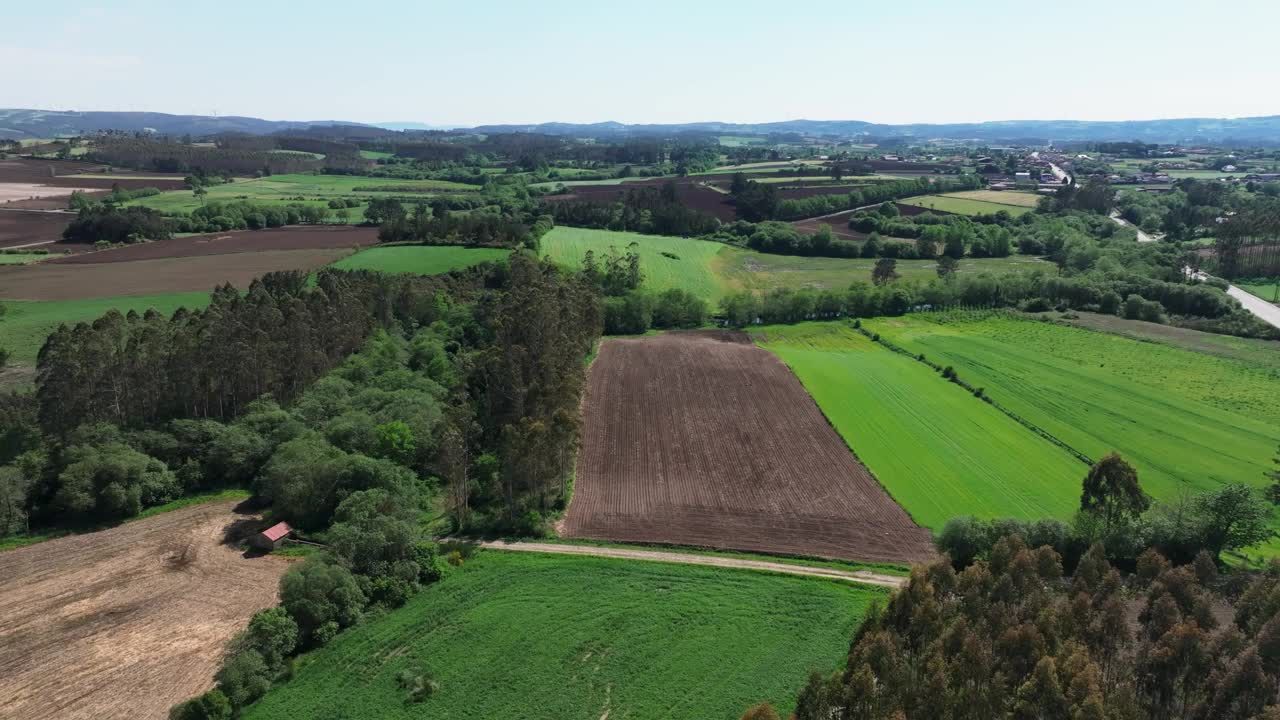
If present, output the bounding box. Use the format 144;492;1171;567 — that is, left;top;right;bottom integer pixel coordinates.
563;331;934;563
0;247;353;300
0;183;99;204
0;210;73;248
541;177;739;221
51;225;379;264
0;158;186;193
0;499;291;720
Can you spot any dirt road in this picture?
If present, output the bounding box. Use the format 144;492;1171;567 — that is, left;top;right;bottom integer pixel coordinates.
478;540;909;589
0;500;291;720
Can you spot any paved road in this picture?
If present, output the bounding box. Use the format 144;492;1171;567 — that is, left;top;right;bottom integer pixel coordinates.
477;540;908;589
1110;212;1158;243
1187;268;1280;330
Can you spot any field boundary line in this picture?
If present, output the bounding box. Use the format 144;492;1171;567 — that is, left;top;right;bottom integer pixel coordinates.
857;319;1095;466
476;540;908;589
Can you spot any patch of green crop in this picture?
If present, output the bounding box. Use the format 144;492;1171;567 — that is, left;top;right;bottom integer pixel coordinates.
753;322;1084;529
866;313;1280;555
329;245;510;275
0;291;211;365
244;551;879;720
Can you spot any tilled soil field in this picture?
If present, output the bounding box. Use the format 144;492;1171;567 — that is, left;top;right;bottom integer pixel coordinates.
542;178;740;222
563;331;934;563
0;210;74;248
0;500;291;720
0;247;353;300
52;225;379;264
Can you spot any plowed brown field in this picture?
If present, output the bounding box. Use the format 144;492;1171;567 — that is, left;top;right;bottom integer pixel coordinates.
0;247;353;300
564;331;934;564
0;500;291;720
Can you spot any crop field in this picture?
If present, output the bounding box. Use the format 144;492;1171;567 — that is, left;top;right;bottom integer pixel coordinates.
0;209;73;247
0;291;211;364
53;226;379;264
1056;311;1280;367
243;551;880;720
897;195;1033;216
126;173;477;214
0;248;353;301
754;323;1085;530
358;150;394;160
0;499;290;720
564;331;933;562
540;226;729;302
865;314;1280;550
940;190;1042;207
329;245;510;275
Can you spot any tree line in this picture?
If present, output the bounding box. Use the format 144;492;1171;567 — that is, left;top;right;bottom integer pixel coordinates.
762;453;1280;720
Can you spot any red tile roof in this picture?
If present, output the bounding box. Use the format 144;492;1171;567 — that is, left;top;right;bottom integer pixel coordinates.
261;522;292;542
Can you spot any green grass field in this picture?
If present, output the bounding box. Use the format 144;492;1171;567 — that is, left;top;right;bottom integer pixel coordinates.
127;174;477;214
243;551;879;720
540;227;729;302
1238;281;1279;304
0;292;210;365
865;314;1280;551
898;195;1033;217
329;245;510;275
0;253;60;265
541;228;1049;306
753;323;1084;529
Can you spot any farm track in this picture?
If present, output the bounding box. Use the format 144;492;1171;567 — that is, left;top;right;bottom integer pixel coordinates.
563;330;934;564
0;500;290;720
478;540;908;588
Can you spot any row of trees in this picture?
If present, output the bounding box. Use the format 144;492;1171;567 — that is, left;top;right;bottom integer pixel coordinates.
543;185;721;237
35;270;432;435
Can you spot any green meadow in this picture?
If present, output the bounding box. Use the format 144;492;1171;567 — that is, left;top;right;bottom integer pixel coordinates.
0;292;211;365
753;322;1084;529
244;551;879;720
329;245;510;275
540;227;1047;306
865;314;1280;551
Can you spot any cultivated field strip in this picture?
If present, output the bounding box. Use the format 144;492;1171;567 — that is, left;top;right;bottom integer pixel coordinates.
564;330;934;563
0;500;289;720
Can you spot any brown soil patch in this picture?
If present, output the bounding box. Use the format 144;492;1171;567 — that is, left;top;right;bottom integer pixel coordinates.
0;183;100;204
53;225;380;264
0;247;353;300
0;158;186;191
0;210;74;248
563;331;934;564
0;500;291;720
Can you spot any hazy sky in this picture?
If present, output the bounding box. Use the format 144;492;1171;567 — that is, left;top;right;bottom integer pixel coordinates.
6;0;1278;126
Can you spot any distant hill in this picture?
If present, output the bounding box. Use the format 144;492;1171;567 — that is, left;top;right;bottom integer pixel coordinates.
0;109;369;140
471;117;1280;144
5;108;1280;144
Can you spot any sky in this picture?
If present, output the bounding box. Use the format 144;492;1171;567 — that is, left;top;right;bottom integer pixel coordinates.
5;0;1280;127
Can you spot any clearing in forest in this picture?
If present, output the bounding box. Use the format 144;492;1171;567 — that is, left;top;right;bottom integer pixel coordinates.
0;499;290;720
754;322;1085;530
243;551;883;720
563;330;933;563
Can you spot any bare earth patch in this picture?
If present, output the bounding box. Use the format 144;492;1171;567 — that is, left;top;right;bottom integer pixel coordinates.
563;330;934;564
0;247;353;300
0;500;291;720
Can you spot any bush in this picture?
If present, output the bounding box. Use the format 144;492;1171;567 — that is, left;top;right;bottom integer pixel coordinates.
279;558;365;645
169;689;232;720
215;650;271;709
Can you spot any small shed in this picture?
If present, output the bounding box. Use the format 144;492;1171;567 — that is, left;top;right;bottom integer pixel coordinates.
250;522;292;551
